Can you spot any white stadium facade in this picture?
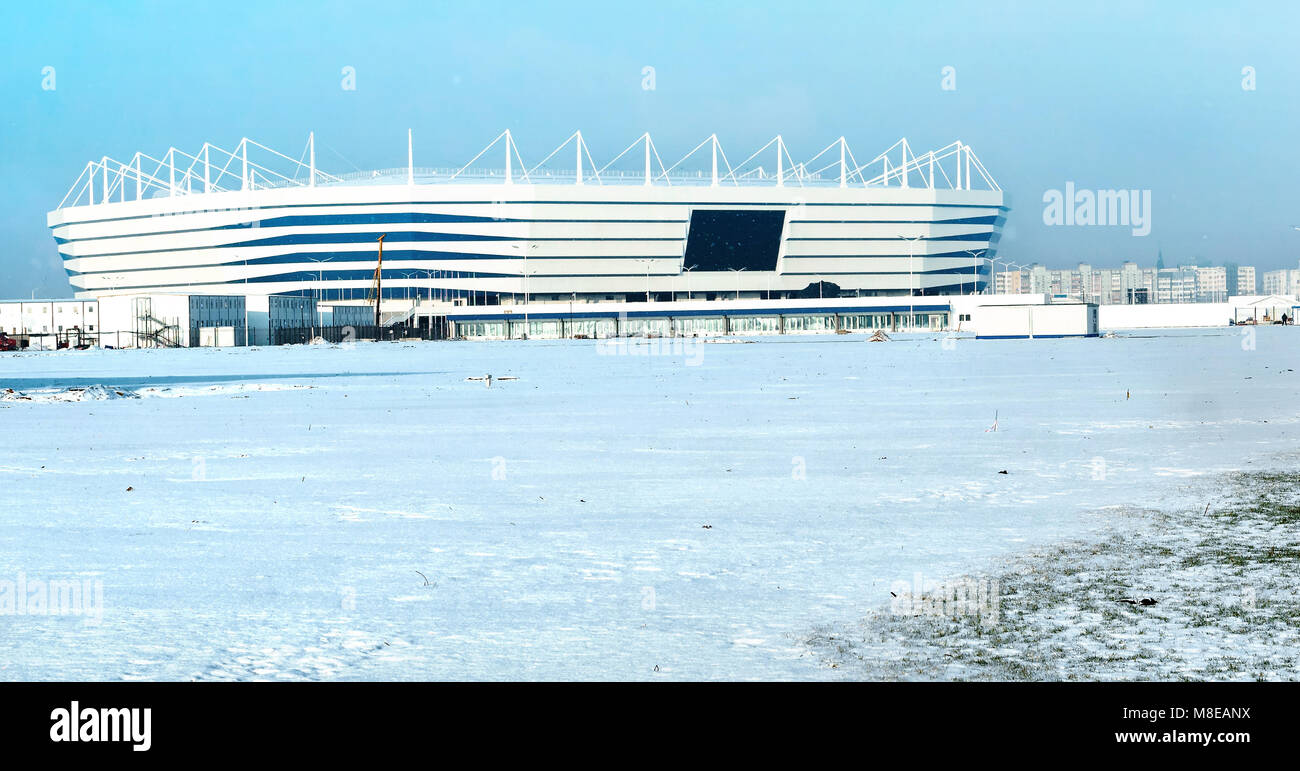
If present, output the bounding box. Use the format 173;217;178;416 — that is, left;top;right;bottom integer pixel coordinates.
49;130;1005;304
26;130;1021;345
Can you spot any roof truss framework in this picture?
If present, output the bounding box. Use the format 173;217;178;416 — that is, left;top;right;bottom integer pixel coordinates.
58;131;999;210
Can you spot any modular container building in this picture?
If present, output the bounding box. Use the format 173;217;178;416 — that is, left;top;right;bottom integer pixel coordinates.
319;304;375;328
246;295;317;345
974;301;1099;339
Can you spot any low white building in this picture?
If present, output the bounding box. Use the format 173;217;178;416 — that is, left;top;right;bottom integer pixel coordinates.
0;294;250;349
972;299;1099;339
1227;295;1300;324
0;299;101;349
1097;295;1298;329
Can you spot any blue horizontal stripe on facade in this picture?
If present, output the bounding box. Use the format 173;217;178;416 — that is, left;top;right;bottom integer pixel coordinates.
230;232;689;248
450;303;952;322
215;212;500;228
60;231;997;259
242;269;513;283
63;250;688;275
59;235;687;259
52;217;695;245
230;231;516;247
51;199;1009;230
62;248;998;273
228;213;1002;229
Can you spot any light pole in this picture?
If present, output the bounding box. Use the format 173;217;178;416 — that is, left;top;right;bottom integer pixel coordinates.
422;269;435;303
683;264;698;300
1002;261;1031;294
985;257;1005;294
640;259;654;302
728;267;746;300
398;270;421;307
898;235;923;330
308;256;335;305
963;249;986;296
511;243;538;329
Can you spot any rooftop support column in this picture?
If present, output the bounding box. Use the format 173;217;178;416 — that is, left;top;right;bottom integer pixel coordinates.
575;131;583;186
839;137;846;188
710;135;718;187
776;136;784;188
505;131;513;184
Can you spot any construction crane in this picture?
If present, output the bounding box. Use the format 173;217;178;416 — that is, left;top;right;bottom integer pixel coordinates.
367;234;386;327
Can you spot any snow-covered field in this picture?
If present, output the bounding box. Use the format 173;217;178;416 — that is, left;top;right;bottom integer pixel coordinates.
0;328;1296;680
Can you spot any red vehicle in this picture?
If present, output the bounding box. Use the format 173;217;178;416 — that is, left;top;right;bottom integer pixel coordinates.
0;333;17;352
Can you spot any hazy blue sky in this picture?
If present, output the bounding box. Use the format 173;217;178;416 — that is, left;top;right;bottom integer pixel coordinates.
2;0;1298;297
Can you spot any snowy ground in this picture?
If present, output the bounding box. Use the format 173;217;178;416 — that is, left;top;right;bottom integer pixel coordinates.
0;327;1296;680
808;469;1300;680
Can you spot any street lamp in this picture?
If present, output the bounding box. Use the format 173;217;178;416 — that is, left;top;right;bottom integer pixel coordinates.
963;249;987;296
511;243;539;329
421;269;435;303
308;255;335;304
683;264;698;300
987;258;1010;294
398;270;421;305
1003;261;1031;294
897;234;923;330
728;267;746;300
639;259;654;302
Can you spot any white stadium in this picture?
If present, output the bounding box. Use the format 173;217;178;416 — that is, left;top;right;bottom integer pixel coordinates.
13;130;1022;346
49;130;1005;306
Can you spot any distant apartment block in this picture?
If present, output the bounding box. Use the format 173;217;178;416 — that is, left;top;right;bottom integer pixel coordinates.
993;260;1275;304
1262;261;1300;296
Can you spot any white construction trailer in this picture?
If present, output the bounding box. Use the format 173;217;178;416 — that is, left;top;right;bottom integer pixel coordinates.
975;301;1099;339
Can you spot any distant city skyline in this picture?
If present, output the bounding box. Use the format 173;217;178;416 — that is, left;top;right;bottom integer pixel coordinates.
3;1;1300;297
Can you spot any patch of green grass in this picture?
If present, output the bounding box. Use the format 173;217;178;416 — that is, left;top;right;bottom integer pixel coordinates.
813;469;1300;680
